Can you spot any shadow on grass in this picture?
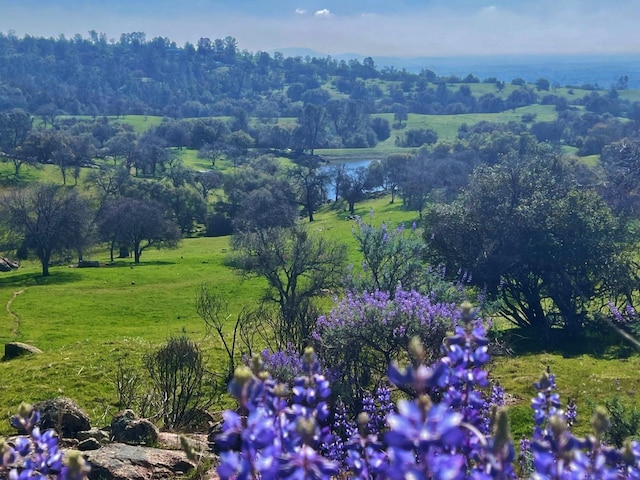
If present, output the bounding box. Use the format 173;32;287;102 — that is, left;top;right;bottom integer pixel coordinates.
104;260;177;267
495;324;638;360
0;270;79;288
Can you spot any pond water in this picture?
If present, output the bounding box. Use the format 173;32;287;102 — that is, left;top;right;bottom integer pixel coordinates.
322;158;373;200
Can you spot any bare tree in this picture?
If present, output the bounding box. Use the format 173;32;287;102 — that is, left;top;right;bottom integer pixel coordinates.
229;225;347;351
144;336;213;430
196;285;274;381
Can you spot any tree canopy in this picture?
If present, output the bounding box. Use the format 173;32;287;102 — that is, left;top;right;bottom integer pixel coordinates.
424;152;637;333
1;185;93;276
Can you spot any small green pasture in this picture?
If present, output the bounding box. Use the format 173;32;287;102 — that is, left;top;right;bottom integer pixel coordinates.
492;351;640;438
409;105;558;142
56;115;164;133
0;162;68;186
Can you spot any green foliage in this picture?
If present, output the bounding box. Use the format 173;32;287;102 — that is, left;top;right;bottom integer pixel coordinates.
424;150;636;333
229;225;347;351
348;215;425;294
599;395;640;448
1;184;94;276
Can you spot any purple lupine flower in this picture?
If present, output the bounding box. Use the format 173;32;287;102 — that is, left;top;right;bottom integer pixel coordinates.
217;349;337;480
217;299;640;479
1;403;89;480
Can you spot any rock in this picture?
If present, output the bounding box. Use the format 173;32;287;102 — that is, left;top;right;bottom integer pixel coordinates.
182;408;215;432
77;438;101;451
77;260;100;268
111;410;159;446
157;432;208;453
0;257;19;272
77;428;110;444
33;397;91;437
85;443;196;480
207;421;223;453
3;342;43;360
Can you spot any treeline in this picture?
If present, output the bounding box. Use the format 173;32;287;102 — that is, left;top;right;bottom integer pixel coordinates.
1;31;639;122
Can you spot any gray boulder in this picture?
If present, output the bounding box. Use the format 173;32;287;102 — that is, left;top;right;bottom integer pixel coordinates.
33;397;91;437
77;427;110;444
0;257;19;272
111;410;159;446
85;443;196;480
77;437;101;451
3;342;43;360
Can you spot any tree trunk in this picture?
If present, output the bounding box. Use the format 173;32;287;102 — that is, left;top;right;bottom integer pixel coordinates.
41;252;50;277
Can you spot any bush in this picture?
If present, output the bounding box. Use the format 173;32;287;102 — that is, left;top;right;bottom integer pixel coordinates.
348;217;425;294
144;336;213;430
204;212;233;237
313;287;455;409
601;394;640;448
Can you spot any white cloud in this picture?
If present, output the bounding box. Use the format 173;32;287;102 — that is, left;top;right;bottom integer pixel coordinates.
295;8;306;15
314;8;332;17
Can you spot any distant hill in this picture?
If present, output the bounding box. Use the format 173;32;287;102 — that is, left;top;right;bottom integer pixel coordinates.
271;48;640;89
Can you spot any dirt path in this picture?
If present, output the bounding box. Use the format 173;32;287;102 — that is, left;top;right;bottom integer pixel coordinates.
6;289;24;337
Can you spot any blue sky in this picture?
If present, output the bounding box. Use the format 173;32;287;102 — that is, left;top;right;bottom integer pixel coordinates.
1;0;639;57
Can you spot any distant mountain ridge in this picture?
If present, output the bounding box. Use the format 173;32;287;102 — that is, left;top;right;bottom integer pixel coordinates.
271;48;640;89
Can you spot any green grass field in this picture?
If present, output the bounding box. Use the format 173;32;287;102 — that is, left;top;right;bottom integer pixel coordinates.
57;115;164;133
1;190;639;437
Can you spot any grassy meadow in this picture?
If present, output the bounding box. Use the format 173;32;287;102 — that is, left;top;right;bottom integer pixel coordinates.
1;186;640;437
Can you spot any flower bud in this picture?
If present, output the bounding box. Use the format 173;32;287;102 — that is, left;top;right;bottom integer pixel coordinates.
357;412;370;435
418;394;433;412
296;417;317;443
180;435;197;461
622;438;636;464
493;409;512;451
274;383;289;398
250;353;263;373
65;450;90;475
303;347;316;364
17;402;34;419
233;365;253;386
549;415;567;437
591;406;610;436
535;372;553;391
461;301;473;324
409;336;425;362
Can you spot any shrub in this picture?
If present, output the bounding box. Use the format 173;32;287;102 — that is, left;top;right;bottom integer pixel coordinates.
600;394;640;448
348;217;426;294
313;287;455;409
144;336;213;430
